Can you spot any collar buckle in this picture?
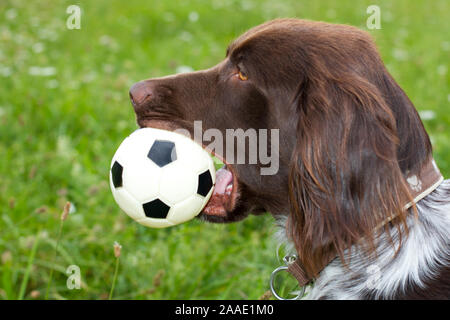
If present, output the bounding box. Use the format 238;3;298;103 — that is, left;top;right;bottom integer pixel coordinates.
270;254;306;300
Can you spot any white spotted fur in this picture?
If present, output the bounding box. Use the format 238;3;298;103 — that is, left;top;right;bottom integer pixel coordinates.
275;179;450;299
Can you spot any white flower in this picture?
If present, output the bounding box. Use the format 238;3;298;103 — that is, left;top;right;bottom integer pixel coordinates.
102;64;114;74
0;66;12;77
32;42;45;53
397;28;409;39
82;71;97;83
419;110;436;121
5;8;17;21
179;31;192;42
69;202;76;214
392;48;409;61
38;28;58;42
176;65;194;74
437;65;447;76
241;0;255;11
99;35;119;50
28;66;56;76
46;79;59;89
188;11;199;22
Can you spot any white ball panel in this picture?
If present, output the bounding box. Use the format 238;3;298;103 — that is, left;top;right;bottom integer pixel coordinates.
167;194;205;224
111;132;153;168
110;186;145;221
173;138;211;175
123;129;157;162
158;160;198;204
122;159;161;202
137;217;174;228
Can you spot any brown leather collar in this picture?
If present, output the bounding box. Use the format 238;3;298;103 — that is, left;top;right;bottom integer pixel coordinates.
287;158;444;288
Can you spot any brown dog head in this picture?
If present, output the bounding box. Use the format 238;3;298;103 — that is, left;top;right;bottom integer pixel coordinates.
129;18;431;276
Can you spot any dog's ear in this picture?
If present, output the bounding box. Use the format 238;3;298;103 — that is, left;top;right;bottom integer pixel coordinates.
287;69;414;278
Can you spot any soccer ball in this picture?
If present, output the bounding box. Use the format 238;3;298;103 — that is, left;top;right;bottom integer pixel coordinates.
109;128;215;228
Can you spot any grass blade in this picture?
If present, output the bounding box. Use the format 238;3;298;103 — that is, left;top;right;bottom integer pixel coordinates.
108;242;122;300
18;230;41;300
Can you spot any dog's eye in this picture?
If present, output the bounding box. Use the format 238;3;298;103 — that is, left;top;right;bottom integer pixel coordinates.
238;70;248;81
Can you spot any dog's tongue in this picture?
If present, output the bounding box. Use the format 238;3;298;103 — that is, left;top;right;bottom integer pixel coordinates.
202;166;233;216
213;166;233;195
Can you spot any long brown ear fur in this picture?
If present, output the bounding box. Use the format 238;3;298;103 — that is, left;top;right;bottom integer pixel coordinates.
287;37;418;277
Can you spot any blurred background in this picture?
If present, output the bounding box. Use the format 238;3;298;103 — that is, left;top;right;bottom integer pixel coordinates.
0;0;448;299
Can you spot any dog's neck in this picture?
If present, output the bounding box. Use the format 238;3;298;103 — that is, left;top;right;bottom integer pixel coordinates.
275;172;449;299
287;158;444;289
304;181;450;299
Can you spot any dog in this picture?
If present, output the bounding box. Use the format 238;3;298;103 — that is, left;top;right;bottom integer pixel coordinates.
129;19;450;299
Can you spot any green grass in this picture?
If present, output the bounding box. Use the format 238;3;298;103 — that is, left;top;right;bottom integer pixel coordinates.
0;0;448;300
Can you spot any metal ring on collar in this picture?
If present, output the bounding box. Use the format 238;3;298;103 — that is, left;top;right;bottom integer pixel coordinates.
269;265;306;300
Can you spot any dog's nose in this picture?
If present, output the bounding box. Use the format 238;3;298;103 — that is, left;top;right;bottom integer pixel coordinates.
129;81;154;109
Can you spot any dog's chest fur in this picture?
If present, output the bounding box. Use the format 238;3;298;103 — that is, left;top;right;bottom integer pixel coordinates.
276;179;450;300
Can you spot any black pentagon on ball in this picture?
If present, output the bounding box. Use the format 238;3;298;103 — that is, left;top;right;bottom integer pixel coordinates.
111;161;123;188
142;198;171;219
197;170;213;197
147;140;177;167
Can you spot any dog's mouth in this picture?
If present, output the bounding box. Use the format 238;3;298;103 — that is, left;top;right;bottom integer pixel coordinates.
136;117;240;220
201;158;239;219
